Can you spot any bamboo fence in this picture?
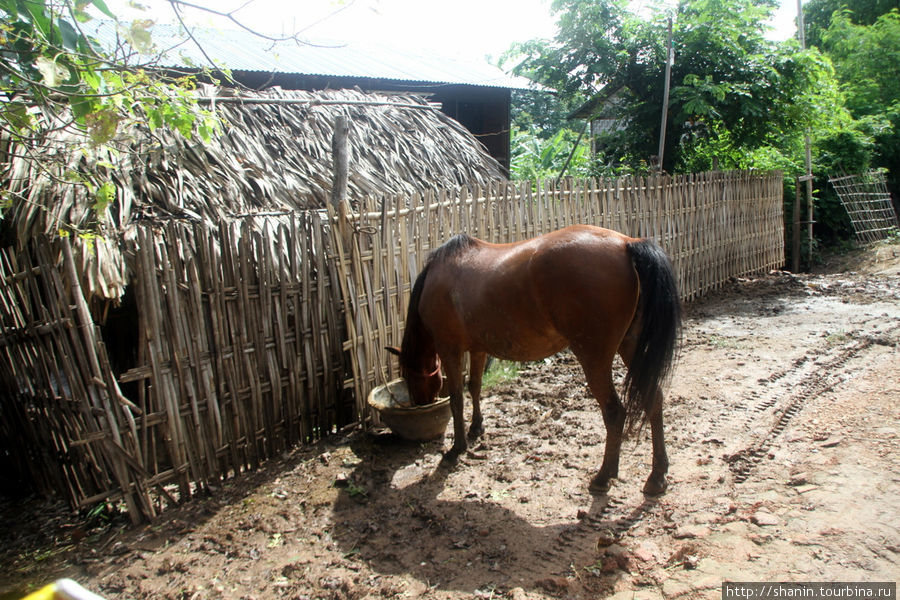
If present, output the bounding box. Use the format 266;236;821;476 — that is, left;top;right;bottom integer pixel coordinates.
0;236;150;520
0;214;350;522
829;171;899;243
0;170;782;522
331;171;784;421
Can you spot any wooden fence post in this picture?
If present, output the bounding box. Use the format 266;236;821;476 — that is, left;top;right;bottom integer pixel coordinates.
793;177;801;272
331;116;352;248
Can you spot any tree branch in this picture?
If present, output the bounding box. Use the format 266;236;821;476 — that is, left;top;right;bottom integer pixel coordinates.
165;0;359;42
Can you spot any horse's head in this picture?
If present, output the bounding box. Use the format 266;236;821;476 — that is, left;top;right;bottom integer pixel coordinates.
385;346;442;405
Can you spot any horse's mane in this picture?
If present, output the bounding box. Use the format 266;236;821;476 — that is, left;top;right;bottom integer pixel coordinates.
410;234;476;314
427;233;475;266
400;234;475;365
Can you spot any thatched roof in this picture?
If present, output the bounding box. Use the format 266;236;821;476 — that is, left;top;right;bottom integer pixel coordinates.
2;86;505;299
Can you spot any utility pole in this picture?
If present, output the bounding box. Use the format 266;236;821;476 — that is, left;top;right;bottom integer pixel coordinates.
796;0;815;271
657;17;674;173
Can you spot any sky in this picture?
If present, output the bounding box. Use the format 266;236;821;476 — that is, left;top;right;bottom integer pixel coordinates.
109;0;802;62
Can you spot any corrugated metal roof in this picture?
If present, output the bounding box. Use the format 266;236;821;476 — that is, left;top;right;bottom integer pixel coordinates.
92;22;533;90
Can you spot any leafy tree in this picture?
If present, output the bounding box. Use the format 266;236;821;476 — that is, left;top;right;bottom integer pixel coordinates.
509;0;834;174
802;0;897;48
822;10;900;117
0;1;220;144
506;0;892;254
0;0;224;234
819;10;900;201
510;89;581;141
508;88;592;181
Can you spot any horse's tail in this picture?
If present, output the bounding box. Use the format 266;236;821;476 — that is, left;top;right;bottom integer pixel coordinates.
622;238;682;433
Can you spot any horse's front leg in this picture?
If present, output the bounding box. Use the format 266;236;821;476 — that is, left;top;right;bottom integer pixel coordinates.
440;352;468;458
467;351;488;439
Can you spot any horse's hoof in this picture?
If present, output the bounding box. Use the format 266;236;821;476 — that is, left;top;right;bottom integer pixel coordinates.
467;423;484;440
588;474;613;495
642;475;668;496
442;443;466;463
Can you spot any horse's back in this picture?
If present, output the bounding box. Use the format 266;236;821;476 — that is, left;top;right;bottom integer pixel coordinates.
527;226;640;345
420;225;641;360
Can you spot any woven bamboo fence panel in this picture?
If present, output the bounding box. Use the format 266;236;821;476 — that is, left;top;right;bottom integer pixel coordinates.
829;171;899;243
0;215;350;522
330;170;784;420
117;217;350;513
0;236;153;522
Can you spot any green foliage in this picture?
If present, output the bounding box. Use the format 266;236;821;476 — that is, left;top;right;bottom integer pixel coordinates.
510;89;582;140
509;0;837;175
481;359;518;390
808;8;900;236
510;124;591;181
822;10;900;118
816;127;876;175
506;0;900;251
803;0;898;47
872;105;900;197
819;10;900;195
0;0;219;230
508;88;594;179
0;0;217;140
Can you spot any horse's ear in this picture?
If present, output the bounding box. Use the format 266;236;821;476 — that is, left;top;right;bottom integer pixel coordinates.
385;346;401;357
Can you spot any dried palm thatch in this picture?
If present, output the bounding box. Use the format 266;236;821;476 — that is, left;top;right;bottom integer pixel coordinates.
1;86;505;299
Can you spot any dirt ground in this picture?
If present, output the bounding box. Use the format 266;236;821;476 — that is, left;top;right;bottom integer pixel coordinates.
2;241;899;600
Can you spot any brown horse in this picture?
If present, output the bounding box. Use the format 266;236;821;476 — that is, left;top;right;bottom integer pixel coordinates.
387;225;681;495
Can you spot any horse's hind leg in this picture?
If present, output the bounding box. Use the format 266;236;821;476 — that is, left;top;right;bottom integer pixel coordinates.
593;381;626;494
618;335;669;495
467;351;488;439
642;389;669;495
576;351;625;494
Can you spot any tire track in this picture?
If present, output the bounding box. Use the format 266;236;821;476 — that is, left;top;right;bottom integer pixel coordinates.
727;327;896;483
534;493;657;565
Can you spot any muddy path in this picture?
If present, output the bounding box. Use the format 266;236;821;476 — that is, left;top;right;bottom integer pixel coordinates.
2;242;899;599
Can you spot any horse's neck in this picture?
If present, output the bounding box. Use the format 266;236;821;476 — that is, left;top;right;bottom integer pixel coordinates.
401;314;437;372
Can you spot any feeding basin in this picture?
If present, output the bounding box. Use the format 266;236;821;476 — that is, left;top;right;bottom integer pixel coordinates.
367;378;450;441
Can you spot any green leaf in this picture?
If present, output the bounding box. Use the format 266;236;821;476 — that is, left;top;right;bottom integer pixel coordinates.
92;180;116;214
73;1;94;22
70;94;97;122
89;0;116;19
0;101;35;133
20;1;53;40
684;98;710;116
80;67;101;93
57;17;79;51
147;107;163;131
126;19;155;54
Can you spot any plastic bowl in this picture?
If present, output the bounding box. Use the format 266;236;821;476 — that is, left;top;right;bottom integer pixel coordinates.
367;378;450;441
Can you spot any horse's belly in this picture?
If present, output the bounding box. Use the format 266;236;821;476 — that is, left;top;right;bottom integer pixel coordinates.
488;339;568;361
470;315;567;361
